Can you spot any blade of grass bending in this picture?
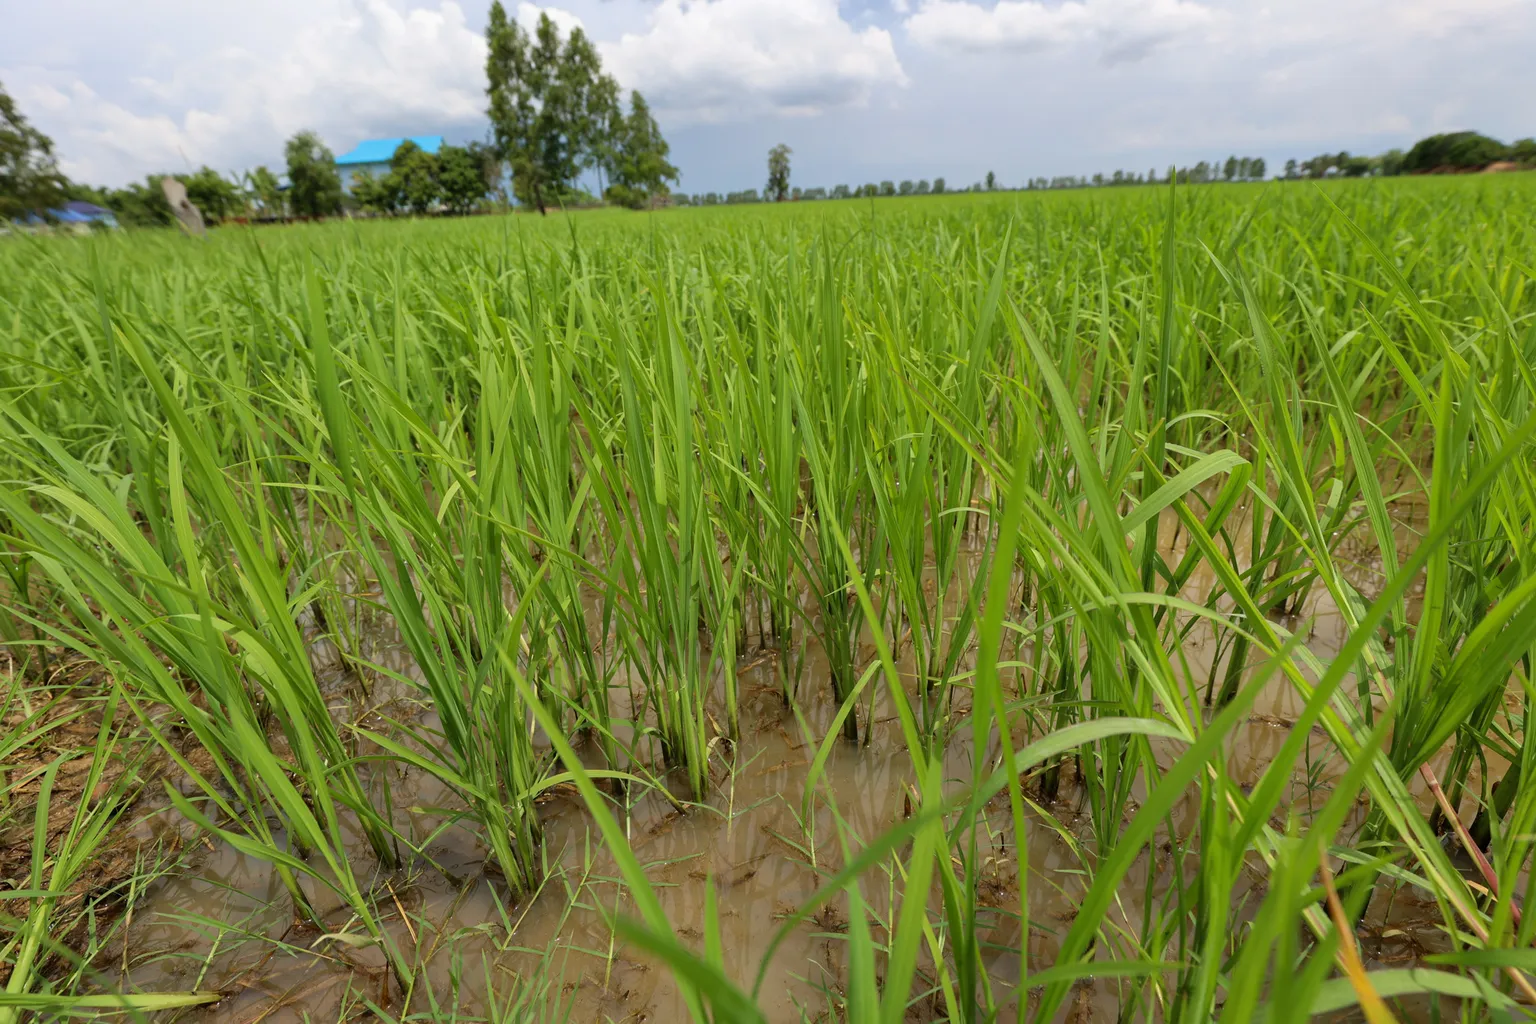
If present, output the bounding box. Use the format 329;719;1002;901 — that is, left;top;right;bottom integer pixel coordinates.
608;916;766;1024
1031;631;1309;1023
878;756;943;1024
1301;970;1512;1018
0;993;223;1014
499;646;707;1022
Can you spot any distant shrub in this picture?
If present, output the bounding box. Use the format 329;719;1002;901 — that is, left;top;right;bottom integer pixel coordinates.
1402;132;1509;173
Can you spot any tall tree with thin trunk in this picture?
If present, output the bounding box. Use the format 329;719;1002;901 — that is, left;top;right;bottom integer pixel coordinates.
766;143;791;202
485;3;620;214
603;91;679;209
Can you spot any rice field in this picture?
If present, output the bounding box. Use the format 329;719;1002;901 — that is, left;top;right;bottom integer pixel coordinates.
1;175;1535;1023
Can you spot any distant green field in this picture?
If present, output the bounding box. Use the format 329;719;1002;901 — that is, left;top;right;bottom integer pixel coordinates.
2;174;1535;1022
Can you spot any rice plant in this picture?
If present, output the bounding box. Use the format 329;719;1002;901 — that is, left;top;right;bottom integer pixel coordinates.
1;175;1534;1021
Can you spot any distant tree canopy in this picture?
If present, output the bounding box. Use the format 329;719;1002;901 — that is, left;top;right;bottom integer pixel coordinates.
68;178;171;227
1285;132;1534;179
604;91;679;209
181;166;242;222
766;143;791;202
1401;132;1510;173
438;143;493;213
244;166;284;218
285;131;342;217
486;3;639;213
391;140;441;214
1;79;68;220
68;167;251;228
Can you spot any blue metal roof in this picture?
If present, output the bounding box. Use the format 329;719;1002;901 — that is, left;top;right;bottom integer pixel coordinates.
335;136;443;165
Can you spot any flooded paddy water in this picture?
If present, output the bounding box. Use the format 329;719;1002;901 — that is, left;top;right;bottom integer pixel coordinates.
86;487;1491;1024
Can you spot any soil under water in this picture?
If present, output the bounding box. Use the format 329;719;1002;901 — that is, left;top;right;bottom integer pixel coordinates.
44;488;1512;1022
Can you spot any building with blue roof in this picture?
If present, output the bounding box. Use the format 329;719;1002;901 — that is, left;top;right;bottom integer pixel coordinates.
335;136;443;192
11;200;119;231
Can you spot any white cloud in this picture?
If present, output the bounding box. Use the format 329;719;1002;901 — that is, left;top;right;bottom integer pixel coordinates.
7;0;487;185
600;0;908;122
904;0;1215;63
516;2;586;37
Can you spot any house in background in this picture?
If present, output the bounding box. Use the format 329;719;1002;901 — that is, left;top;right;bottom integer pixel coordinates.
335;136;443;192
10;200;119;232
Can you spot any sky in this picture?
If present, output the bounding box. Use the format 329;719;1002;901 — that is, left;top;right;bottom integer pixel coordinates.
2;0;1533;194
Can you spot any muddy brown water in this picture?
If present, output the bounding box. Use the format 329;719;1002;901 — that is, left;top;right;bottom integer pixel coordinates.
95;491;1496;1022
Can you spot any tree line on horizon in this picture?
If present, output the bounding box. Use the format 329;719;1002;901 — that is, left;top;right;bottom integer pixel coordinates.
1283;131;1536;179
7;55;1536;230
682;129;1536;208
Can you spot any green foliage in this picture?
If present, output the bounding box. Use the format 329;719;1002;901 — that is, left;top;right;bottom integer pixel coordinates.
242;164;284;217
1403;131;1510;172
5;177;1536;1021
603;91;679;209
765;142;791;202
85;176;172;227
388;138;441;214
284;129;342;217
179;166;241;222
0;79;67;220
437;142;489;212
485;3;620;213
348;167;394;214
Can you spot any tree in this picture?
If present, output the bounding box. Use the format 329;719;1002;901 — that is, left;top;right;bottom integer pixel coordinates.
1223;155;1238;181
1512;138;1536;167
485;4;622;213
984;170;996;191
1249;157;1266;180
765;143;791;202
1402;131;1508;173
181;166;241;222
437;144;487;213
879;180;895;197
83;177;173;227
1283;158;1298;179
285;131;342;218
604;91;679;209
915;179;930;195
832;184;850;199
350;169;394;214
1;79;68;220
381;140;440;214
244;166;284;218
932;177;945;194
898;179;914;196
